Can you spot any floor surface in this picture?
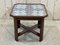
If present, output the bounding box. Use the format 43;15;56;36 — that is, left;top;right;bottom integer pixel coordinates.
0;18;60;45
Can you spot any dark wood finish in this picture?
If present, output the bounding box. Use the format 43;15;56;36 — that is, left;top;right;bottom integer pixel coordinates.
10;3;48;42
14;18;18;41
38;20;40;28
38;18;44;41
14;18;44;41
17;20;20;28
20;24;40;37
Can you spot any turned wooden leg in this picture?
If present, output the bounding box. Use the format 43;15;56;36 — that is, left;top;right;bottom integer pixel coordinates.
38;18;44;41
17;20;20;28
14;18;18;41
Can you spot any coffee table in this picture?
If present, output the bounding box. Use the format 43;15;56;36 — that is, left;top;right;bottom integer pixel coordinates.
10;3;48;41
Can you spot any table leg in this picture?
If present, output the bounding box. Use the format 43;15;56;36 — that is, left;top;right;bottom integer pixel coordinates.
14;18;18;41
38;20;40;28
17;20;20;28
38;18;44;41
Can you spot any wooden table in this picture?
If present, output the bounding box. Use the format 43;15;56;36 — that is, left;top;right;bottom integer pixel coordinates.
10;3;48;41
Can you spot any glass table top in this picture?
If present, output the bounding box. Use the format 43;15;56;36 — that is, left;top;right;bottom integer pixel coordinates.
11;4;47;16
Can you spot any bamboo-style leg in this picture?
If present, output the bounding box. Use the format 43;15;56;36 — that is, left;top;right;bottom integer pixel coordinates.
14;18;18;41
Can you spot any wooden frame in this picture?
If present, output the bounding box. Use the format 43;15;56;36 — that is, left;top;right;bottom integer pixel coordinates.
10;3;48;41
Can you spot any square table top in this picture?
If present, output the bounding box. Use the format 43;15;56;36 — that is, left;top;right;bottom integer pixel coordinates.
10;3;48;18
